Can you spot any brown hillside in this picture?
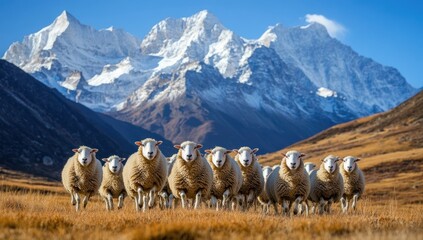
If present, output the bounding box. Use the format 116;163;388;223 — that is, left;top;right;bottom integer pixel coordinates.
260;90;423;205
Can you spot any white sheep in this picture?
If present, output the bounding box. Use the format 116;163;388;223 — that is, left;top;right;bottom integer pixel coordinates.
158;154;177;209
99;155;127;211
168;141;213;209
339;156;365;213
257;166;273;214
309;155;344;214
304;162;316;175
266;150;310;216
122;138;168;212
205;146;243;211
61;146;102;211
233;147;264;211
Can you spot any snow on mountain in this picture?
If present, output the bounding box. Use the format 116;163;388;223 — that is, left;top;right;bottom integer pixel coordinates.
2;10;417;152
258;22;416;114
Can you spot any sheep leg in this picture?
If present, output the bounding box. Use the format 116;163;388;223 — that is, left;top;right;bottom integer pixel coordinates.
231;197;238;211
247;190;255;209
194;191;202;209
74;193;81;211
107;193;114;210
168;194;174;209
352;194;359;211
303;201;309;216
210;195;217;210
327;198;333;214
118;193;124;209
216;200;220;211
273;202;279;215
148;186;157;208
70;190;76;205
142;193;149;212
179;191;187;209
82;192;92;209
137;187;144;210
282;200;290;216
341;197;348;213
318;198;326;215
293;196;303;215
104;198;110;211
222;189;230;210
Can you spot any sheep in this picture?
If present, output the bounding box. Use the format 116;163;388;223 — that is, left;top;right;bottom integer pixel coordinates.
266;150;310;216
61;146;103;211
308;155;344;214
122;138;168;212
158;154;177;209
257;166;273;214
168;141;213;209
205;146;243;211
304;162;316;175
99;155;127;211
339;156;365;213
233;147;264;211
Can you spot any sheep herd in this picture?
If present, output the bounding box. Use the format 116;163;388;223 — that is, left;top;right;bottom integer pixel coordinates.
61;138;365;215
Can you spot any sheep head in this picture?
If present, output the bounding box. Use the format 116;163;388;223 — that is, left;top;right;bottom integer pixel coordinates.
174;141;202;162
135;138;162;160
205;147;232;168
72;146;98;167
233;147;259;167
322;155;340;174
342;156;361;173
282;150;305;170
304;162;316;174
102;155;126;173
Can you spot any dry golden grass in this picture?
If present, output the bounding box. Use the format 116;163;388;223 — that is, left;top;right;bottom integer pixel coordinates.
0;177;422;240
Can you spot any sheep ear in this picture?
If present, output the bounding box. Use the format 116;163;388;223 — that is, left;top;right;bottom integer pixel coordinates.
72;148;79;153
335;157;340;162
252;148;259;154
225;150;232;154
120;158;127;162
195;144;203;149
135;141;143;146
91;148;98;153
355;158;361;162
282;153;287;157
101;158;109;162
204;149;212;154
300;153;306;158
232;149;239;154
321;158;325;162
156;141;163;146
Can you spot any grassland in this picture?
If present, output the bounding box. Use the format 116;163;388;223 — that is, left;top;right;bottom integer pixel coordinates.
1;171;422;240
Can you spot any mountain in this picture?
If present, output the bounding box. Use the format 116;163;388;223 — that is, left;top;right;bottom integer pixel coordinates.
3;10;417;153
260;90;423;204
0;60;173;180
258;23;416;114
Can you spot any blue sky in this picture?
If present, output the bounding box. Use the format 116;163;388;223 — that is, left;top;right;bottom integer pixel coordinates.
0;0;422;88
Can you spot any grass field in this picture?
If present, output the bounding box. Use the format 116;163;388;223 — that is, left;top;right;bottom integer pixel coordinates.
1;173;422;240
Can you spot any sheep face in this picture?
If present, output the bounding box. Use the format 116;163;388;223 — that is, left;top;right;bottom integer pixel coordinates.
304;162;316;174
135;138;163;160
322;155;339;173
343;156;360;173
283;150;305;170
174;141;202;162
234;147;259;167
205;147;232;168
72;146;98;167
102;155;126;173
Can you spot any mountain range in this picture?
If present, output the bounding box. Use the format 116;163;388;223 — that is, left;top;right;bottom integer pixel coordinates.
0;60;173;180
3;10;417;152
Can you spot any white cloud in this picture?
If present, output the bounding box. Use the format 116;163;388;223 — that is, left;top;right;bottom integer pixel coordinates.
305;14;346;38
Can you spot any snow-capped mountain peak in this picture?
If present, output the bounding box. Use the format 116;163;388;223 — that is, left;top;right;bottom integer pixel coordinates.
3;10;417;152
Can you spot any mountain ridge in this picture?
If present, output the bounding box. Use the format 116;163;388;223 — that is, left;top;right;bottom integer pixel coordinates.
3;10;417;153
